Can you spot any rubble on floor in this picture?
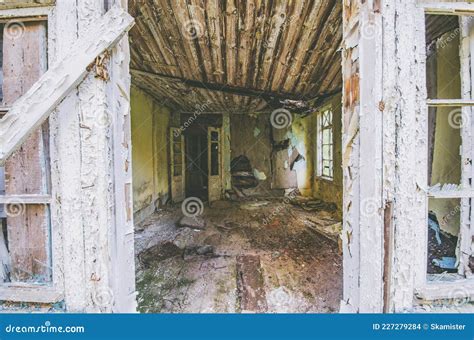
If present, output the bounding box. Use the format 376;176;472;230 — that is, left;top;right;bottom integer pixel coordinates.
289;196;338;212
178;216;206;230
135;198;342;313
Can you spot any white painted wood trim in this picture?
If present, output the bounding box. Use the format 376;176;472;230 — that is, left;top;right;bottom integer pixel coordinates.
0;285;63;303
415;280;474;301
420;2;474;15
0;6;135;165
459;16;474;277
0;195;51;204
427;99;474;106
358;2;385;312
0;6;53;19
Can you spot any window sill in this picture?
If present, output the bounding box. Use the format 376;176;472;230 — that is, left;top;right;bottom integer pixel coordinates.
316;176;334;183
414;277;474;302
0;284;63;304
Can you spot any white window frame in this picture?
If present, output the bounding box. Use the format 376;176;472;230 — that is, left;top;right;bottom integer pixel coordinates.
316;106;334;181
415;1;474;303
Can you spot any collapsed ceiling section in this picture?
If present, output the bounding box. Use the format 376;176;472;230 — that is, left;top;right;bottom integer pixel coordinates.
129;0;342;113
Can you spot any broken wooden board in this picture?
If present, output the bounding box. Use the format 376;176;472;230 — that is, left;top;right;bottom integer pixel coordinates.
236;255;268;313
0;6;135;165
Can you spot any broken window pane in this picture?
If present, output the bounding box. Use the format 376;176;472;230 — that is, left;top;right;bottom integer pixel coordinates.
427;198;460;275
425;14;461;100
427;107;463;188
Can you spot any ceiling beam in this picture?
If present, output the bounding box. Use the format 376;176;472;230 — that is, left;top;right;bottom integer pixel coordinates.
131;68;313;102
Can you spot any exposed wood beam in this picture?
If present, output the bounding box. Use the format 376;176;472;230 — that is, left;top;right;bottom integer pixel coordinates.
132;68;341;114
0;6;135;165
131;68;313;102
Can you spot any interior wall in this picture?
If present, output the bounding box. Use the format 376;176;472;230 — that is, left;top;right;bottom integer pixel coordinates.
312;94;343;217
229;112;311;196
290;114;314;196
131;86;170;221
230;113;274;194
429;33;462;236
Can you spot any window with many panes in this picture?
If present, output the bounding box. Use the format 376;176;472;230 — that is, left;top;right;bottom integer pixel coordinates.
423;3;474;285
317;108;334;180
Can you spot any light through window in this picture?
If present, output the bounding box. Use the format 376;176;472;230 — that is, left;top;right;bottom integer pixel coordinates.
317;108;334;180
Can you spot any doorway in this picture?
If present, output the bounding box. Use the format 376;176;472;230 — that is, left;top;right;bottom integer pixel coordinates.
185;128;208;201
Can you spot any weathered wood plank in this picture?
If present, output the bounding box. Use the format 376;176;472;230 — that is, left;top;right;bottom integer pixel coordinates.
0;6;135;165
236;255;268;313
0;0;55;10
0;284;62;303
3;21;50;283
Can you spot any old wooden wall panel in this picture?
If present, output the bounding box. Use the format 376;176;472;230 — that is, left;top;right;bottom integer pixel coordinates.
3;21;50;282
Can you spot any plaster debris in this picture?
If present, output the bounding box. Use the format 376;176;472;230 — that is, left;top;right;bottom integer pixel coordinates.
178;216;206;230
253;169;267;181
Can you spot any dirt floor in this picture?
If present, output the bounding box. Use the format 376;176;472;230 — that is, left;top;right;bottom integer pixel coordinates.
135;198;343;313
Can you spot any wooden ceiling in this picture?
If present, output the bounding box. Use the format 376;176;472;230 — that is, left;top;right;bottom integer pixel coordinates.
129;0;342;113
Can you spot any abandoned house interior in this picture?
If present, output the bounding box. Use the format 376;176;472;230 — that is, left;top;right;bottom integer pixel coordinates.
0;0;473;314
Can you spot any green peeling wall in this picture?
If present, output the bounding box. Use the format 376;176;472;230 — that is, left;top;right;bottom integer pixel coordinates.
131;86;171;220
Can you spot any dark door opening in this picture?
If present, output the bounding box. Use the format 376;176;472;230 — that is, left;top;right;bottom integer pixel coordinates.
184;128;208;201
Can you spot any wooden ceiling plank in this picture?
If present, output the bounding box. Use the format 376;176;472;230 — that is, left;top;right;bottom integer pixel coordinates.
298;4;342;94
237;0;256;88
248;0;268;89
281;0;324;92
205;0;227;107
225;0;238;85
259;0;290;92
163;0;203;79
140;2;183;77
188;0;213;79
151;0;194;78
292;0;340;94
206;0;225;84
270;0;307;92
187;0;224;108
